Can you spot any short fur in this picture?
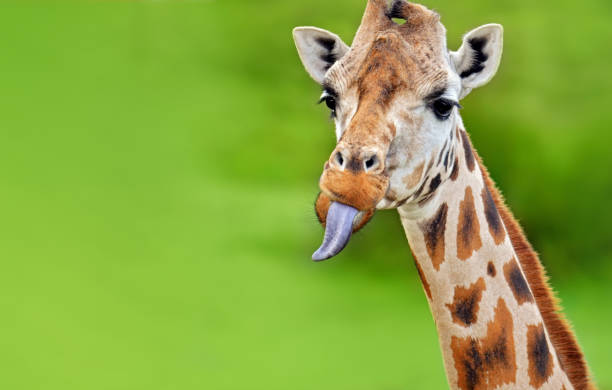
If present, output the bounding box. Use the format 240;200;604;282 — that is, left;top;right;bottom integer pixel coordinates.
474;144;594;390
450;298;517;390
295;1;594;388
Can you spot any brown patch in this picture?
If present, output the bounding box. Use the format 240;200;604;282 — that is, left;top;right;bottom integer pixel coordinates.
400;110;423;131
356;34;406;111
450;156;460;181
473;139;593;389
319;168;389;211
411;250;432;301
451;298;517;390
527;324;554;388
481;187;506;245
487;262;496;277
420;202;448;270
314;192;332;225
504;258;535;305
456;186;483;260
460;129;475;172
402;162;425;189
446;277;486;327
381;132;392;145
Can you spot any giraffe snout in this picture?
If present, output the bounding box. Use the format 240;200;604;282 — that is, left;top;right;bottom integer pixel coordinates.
319;145;389;211
329;146;385;174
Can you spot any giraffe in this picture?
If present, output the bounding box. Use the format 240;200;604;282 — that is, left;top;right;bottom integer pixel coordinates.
292;1;595;389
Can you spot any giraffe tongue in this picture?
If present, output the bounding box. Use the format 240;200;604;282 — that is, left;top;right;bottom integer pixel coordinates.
312;202;359;261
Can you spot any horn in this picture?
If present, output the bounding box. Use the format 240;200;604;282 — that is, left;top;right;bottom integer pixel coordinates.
351;0;393;47
393;1;441;32
388;0;409;20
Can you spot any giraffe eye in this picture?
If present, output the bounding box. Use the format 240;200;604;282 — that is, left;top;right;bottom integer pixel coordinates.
431;98;455;120
324;96;336;111
319;91;338;118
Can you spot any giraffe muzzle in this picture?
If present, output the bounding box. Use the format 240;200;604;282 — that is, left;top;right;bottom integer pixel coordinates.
312;167;388;260
319;167;389;211
311;144;389;260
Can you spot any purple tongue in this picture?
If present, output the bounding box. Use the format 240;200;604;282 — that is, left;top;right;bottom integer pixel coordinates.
312;202;359;261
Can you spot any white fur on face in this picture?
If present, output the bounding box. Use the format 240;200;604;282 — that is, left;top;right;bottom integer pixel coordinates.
376;72;462;209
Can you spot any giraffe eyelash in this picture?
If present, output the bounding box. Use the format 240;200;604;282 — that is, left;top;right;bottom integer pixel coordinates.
430;98;462;120
318;90;338;118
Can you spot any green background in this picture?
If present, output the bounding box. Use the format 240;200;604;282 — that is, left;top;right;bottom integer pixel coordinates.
1;0;611;389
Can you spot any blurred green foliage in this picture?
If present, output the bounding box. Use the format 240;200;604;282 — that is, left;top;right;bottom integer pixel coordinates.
0;0;610;389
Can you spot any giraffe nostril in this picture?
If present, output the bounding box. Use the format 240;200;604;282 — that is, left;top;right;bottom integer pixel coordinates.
335;152;345;168
364;155;378;171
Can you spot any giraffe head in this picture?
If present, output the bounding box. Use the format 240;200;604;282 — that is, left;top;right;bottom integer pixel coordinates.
293;1;503;260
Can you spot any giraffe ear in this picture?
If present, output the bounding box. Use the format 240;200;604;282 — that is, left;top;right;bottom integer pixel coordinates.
450;24;503;99
293;27;350;85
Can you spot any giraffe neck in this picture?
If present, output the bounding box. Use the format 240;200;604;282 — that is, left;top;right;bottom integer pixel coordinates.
396;127;584;389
